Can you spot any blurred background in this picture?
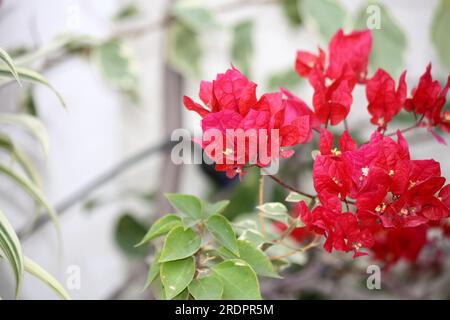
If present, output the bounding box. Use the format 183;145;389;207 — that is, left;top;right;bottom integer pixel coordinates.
0;0;449;299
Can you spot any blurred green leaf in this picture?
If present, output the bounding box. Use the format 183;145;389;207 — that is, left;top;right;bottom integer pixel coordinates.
355;2;407;76
0;113;49;156
159;226;201;262
171;4;218;32
212;259;261;300
167;21;202;76
257;202;290;225
173;288;190;300
0;66;66;108
301;0;347;41
0;163;59;235
137;214;183;246
189;274;223;300
268;69;302;91
231;21;253;76
92;40;138;98
0;47;21;85
22;90;38;116
114;3;139;21
24;256;71;300
160;256;195;299
114;213;148;258
165;193;204;220
206;214;239;255
0;133;41;186
431;0;450;71
0;209;24;299
282;0;303;26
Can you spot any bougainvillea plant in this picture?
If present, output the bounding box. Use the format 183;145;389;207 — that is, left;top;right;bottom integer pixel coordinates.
141;28;450;300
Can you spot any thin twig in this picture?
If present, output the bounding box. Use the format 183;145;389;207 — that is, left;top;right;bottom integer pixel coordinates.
266;174;316;199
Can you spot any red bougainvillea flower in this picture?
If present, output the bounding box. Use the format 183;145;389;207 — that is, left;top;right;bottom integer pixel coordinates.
184;66;315;178
308;66;355;125
371;225;428;267
327;29;372;83
366;69;407;128
405;64;450;120
295;47;326;77
294;29;372;126
305;129;450;259
274;201;315;243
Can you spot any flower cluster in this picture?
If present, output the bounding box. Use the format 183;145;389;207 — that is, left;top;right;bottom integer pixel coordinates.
299;129;450;259
184;67;317;178
184;28;450;265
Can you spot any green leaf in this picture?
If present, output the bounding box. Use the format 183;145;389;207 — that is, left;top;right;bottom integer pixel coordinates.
160;256;195;300
173;288;190;300
236;240;280;278
171;4;218;32
114;3;139;21
136;214;182;246
0;133;41;186
206;214;239;256
165;193;204;220
23;256;71;300
267;69;302;91
159;226;201;262
257;202;290;224
188;275;223;300
231;21;253;76
285;192;311;203
0;210;24;299
0;113;49;156
92;40;138;98
281;0;303;27
238;229;265;247
203;200;230;217
0;66;66;108
167;21;202;76
431;0;450;71
0;163;60;235
355;2;407;75
301;0;347;41
143;251;161;291
212;259;261;300
0;47;21;85
114;213;148;258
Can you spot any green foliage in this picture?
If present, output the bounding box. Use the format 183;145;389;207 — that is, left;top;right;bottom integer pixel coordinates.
188;275;223;300
92;39;138;99
159;226;202;262
165;193;204;220
160;256;195;299
0;209;24;298
206;214;239;255
212;259;261;300
301;0;347;41
170;3;218;32
141;193;301;299
114;3;139;21
231;21;254;76
355;2;407;76
167;21;202;77
281;0;303;27
137;214;182;246
267;69;303;91
0;47;21;85
114;213;148;258
431;0;450;71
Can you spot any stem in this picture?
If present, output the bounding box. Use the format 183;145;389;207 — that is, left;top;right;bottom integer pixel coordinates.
386;114;425;137
266;174;316;199
258;174;266;239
